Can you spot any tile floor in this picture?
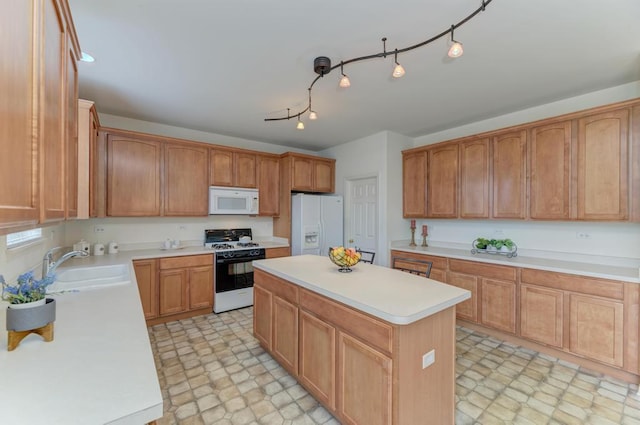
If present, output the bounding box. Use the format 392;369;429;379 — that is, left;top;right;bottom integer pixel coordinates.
149;307;640;425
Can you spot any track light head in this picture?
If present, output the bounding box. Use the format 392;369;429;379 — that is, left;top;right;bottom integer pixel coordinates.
448;25;464;58
339;62;351;88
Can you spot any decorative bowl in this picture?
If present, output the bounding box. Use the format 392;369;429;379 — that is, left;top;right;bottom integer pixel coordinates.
328;247;361;273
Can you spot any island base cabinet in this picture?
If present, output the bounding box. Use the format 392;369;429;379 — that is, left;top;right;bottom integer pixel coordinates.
272;296;298;376
299;311;336;410
338;332;392;425
253;285;272;350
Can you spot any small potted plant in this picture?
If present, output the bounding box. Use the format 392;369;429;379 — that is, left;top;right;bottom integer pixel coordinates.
2;272;58;349
1;272;55;307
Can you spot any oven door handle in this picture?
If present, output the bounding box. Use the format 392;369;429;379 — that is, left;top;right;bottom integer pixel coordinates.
216;257;264;264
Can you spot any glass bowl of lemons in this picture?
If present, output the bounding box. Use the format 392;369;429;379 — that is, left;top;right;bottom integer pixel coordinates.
328;247;361;273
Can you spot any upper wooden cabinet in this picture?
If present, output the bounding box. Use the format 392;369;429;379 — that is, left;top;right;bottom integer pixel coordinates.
402;151;426;217
40;0;68;224
577;109;629;220
402;99;639;222
209;148;257;188
165;143;209;216
0;0;39;232
492;130;526;219
284;153;335;193
529;121;572;220
257;154;280;216
107;135;162;216
0;0;79;234
426;143;458;218
459;138;490;219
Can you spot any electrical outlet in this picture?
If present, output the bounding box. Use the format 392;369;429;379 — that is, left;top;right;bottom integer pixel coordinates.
493;229;505;237
178;225;187;231
576;232;591;239
422;349;435;369
94;226;105;233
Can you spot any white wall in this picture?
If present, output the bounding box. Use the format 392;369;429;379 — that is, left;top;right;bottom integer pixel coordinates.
320;131;413;266
64;216;274;251
98;113;315;155
0;224;66;282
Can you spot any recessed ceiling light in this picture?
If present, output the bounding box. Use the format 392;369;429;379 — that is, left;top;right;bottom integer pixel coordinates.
80;52;95;63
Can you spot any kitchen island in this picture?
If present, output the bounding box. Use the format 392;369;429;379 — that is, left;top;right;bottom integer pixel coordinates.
252;255;470;425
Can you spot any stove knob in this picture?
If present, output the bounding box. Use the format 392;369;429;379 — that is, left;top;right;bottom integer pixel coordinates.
226;251;234;258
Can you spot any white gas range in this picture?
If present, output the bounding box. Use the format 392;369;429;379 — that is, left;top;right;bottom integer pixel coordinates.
205;228;265;313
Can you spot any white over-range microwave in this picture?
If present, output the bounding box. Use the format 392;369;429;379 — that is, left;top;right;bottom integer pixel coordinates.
209;186;259;215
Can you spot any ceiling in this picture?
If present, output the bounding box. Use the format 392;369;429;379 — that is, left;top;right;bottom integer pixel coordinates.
69;0;640;151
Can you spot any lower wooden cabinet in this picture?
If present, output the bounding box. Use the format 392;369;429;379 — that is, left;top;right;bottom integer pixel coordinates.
569;293;624;367
338;332;392;425
446;272;478;322
520;284;563;348
265;247;290;259
272;296;298;375
253;285;272;349
481;278;516;334
134;254;214;324
394;250;638;378
299;311;336;410
448;259;517;334
133;259;158;319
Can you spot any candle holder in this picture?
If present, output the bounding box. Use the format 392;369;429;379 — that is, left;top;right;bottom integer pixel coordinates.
421;232;428;247
409;228;417;246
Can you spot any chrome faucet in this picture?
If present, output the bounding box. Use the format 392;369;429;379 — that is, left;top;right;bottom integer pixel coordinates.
42;247;89;277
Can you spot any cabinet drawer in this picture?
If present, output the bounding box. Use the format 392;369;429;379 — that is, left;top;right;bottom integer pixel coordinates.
300;288;393;355
254;269;298;304
449;259;516;282
266;247;291;259
390;250;447;270
159;254;213;270
521;268;624;300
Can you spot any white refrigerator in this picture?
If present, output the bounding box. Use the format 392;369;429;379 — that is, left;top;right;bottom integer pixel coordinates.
291;193;344;256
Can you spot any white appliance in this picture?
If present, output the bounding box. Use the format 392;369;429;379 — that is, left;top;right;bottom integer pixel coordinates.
291;193;343;256
209;186;259;215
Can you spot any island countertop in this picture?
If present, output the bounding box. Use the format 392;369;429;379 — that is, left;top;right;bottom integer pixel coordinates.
253;254;471;325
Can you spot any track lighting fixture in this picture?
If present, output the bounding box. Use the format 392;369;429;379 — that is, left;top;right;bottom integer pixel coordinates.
339;62;351;88
448;25;464;58
265;0;491;125
392;49;405;78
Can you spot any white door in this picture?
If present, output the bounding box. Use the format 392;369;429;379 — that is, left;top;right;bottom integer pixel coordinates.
346;177;378;263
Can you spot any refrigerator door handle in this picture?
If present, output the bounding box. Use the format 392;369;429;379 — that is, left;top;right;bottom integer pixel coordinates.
318;220;324;253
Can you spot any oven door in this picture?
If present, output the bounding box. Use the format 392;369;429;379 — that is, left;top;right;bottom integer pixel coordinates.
215;256;262;293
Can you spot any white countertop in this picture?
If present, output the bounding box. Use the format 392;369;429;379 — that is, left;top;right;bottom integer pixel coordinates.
0;241;291;424
0;266;162;425
390;242;640;284
253;254;471;325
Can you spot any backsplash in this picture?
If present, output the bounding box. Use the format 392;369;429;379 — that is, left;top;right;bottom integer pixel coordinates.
64;216;274;251
402;219;640;263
